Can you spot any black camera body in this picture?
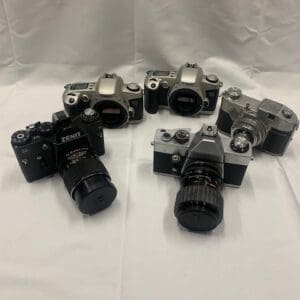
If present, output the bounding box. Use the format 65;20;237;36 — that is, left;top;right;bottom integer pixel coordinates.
216;87;299;156
63;73;143;129
152;124;252;232
144;63;222;116
12;109;105;182
11;109;117;215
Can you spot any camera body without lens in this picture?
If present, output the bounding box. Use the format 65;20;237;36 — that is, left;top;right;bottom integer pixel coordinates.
152;124;252;231
144;63;222;116
63;73;143;128
11;109;117;215
217;87;299;156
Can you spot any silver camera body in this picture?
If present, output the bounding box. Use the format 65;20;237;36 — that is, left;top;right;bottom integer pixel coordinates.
216;87;299;156
153;124;252;188
144;63;222;116
63;73;143;128
152;124;252;231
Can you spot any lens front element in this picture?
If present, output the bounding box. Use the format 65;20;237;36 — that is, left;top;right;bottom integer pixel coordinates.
62;157;117;215
175;185;223;231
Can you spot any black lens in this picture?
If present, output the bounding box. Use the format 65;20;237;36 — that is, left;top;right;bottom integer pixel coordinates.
174;162;223;231
94;100;128;128
73;174;117;215
169;88;202;116
61;157;117;215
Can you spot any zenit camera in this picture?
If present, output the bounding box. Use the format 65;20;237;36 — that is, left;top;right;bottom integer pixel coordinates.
63;73;143;128
144;63;222;116
152;124;252;232
11;109;117;215
216;87;299;156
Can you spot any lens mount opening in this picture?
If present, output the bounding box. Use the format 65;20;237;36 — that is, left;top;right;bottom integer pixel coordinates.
168;88;203;116
94;100;129;128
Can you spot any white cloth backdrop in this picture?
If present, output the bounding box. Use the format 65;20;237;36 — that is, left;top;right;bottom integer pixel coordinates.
0;1;300;299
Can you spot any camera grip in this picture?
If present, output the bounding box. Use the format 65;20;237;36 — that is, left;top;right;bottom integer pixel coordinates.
144;86;160;114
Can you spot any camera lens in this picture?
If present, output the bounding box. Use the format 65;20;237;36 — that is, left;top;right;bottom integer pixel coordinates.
94;100;128;128
61;157;117;215
174;163;223;231
169;88;203;116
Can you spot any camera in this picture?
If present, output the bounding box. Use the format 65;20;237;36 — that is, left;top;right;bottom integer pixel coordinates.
63;73;143;128
216;87;299;156
144;63;222;116
11;109;117;215
152;124;252;232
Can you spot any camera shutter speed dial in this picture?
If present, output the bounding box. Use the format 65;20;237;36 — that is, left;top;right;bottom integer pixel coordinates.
40;122;54;136
175;129;190;144
282;109;293;119
227;87;242;100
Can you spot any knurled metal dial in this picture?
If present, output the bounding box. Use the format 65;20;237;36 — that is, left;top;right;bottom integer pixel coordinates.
40;122;54;136
80;108;100;123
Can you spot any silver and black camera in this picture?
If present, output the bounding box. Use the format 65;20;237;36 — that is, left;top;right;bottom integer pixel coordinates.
144;63;222;116
216;87;299;156
63;73;143;128
152;124;252;232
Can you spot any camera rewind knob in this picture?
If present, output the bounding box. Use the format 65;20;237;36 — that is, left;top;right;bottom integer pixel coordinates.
80;108;100;123
11;130;31;146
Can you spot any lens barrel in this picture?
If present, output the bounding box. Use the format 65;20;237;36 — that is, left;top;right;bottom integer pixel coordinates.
174;163;223;231
175;185;223;232
61;157;117;215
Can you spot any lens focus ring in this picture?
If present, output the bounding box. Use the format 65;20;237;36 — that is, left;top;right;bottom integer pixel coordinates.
174;185;223;231
61;157;117;215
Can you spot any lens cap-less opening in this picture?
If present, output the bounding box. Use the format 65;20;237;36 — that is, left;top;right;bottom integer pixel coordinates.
61;157;117;215
74;174;117;215
169;88;203;116
94;100;128;128
175;185;223;231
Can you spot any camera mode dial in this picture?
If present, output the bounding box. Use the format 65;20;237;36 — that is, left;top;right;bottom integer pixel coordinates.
127;83;140;92
206;74;218;83
79;94;90;104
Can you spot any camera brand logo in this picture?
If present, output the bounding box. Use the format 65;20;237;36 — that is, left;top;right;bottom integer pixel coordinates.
61;131;81;143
